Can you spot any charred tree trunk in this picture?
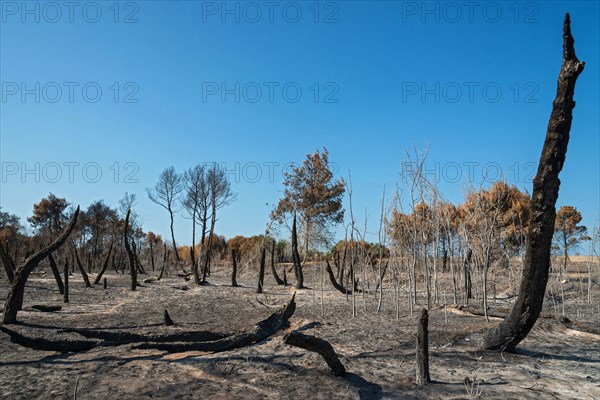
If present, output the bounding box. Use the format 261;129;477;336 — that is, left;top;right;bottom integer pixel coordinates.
482;14;585;351
256;247;266;293
0;242;15;283
149;240;156;271
325;259;352;294
135;250;145;275
163;310;175;326
72;245;91;288
48;254;65;294
416;308;431;386
231;248;239;287
271;241;284;285
123;210;137;291
291;214;304;289
283;331;346;376
2;208;79;324
464;249;472;303
63;258;69;303
93;242;113;285
133;294;296;353
168;206;180;263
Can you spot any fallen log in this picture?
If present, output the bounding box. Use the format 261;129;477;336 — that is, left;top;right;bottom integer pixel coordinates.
457;306;556;320
283;331;346;376
60;328;228;343
0;326;100;352
32;304;62;312
133;293;296;353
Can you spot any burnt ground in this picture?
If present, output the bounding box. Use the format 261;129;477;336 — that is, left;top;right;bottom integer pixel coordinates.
1;262;599;400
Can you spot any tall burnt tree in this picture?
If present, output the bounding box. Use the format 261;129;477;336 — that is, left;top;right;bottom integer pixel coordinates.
147;166;183;263
123;209;137;291
272;148;345;288
201;165;236;283
482;14;585;351
3;207;79;324
182;164;210;284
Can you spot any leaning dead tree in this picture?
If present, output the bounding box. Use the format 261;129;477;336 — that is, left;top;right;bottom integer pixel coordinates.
93;242;114;285
72;245;91;288
48;254;64;294
271;241;284;285
2;207;80;324
325;259;354;295
481;14;585;351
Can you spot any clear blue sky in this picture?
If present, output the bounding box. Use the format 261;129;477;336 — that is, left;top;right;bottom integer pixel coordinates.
1;1;599;249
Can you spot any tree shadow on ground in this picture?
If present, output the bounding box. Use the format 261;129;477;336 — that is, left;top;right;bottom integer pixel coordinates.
344;373;383;400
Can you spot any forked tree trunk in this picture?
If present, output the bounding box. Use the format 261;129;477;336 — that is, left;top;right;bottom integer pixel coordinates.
2;208;79;324
256;247;266;293
482;14;585;351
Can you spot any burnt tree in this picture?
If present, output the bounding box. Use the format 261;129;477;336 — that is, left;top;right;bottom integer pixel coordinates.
0;242;15;283
123;209;137;291
93;242;114;285
291;214;304;289
416;308;431;386
482;14;585;351
283;331;346;376
271;240;284;285
256;247;266;293
63;258;69;303
48;254;65;294
2;207;79;324
231;248;239;287
72;245;91;288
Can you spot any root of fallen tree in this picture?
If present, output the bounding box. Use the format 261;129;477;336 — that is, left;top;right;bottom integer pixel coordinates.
1;294;296;354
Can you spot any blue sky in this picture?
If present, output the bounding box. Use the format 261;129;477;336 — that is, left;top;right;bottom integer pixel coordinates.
1;1;599;249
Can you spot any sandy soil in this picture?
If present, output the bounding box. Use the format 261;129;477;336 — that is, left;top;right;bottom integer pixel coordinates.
1;263;599;400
